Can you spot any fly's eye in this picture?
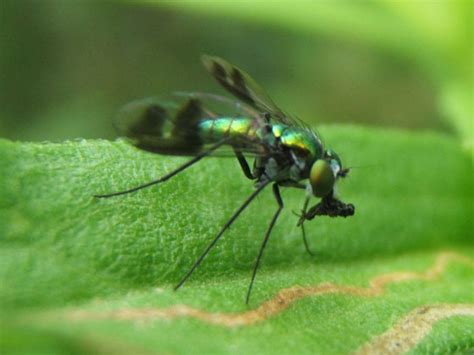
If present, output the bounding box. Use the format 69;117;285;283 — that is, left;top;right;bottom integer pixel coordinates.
310;160;335;197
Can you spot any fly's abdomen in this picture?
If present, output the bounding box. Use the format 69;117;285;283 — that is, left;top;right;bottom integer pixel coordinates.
198;117;257;144
117;96;259;156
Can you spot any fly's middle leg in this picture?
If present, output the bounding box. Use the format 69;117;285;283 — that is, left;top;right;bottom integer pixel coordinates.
174;180;271;291
233;148;256;180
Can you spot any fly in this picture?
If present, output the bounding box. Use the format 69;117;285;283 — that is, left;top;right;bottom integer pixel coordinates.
95;55;355;304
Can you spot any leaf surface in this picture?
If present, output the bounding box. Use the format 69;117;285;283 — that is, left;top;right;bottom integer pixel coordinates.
1;126;472;354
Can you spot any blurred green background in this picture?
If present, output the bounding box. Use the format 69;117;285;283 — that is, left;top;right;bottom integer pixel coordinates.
1;2;473;354
1;0;471;144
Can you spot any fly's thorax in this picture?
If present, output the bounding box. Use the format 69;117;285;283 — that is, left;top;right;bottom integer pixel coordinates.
258;156;303;182
277;127;324;178
257;126;325;182
279;128;323;162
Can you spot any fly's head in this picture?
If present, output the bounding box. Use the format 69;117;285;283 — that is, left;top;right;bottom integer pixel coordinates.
309;149;349;199
298;149;354;225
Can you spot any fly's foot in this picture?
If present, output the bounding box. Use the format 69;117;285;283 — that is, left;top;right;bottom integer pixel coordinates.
292;210;307;227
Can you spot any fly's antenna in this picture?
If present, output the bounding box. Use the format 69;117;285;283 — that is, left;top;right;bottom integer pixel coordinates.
347;163;383;170
338;163;383;178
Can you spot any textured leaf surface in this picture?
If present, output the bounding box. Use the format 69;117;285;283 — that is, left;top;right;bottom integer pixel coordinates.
1;126;473;354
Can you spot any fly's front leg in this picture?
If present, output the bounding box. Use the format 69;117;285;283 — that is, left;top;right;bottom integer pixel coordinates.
296;196;316;256
284;183;316;255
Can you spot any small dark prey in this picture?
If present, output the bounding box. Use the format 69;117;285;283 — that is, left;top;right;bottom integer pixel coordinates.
95;55;355;304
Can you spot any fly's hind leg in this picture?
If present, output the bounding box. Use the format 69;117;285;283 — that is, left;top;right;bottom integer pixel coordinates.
95;139;229;198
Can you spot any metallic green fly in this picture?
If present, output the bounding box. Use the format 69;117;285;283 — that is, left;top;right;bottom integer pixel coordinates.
95;55;355;303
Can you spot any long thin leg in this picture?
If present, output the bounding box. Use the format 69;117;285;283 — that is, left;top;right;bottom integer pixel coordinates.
279;181;306;189
233;148;255;180
299;196;316;256
245;183;283;304
94;139;228;198
174;180;271;291
301;223;315;256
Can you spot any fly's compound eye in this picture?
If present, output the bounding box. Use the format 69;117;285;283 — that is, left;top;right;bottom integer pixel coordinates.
310;160;335;198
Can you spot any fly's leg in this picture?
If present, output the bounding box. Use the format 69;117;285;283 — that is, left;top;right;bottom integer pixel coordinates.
300;223;316;256
245;183;283;304
233;148;255;180
296;196;355;255
279;181;306;190
174;180;271;291
281;183;315;256
298;197;316;256
94;139;229;198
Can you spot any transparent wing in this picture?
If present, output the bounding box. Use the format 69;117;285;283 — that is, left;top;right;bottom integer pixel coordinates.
174;91;261;120
202;54;311;129
114;95;266;158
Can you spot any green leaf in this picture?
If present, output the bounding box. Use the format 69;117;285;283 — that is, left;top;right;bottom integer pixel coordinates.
1;126;473;354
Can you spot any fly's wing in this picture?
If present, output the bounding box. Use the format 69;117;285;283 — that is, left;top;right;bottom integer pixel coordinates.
114;95;265;157
174;91;261;120
114;97;202;155
202;55;309;128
